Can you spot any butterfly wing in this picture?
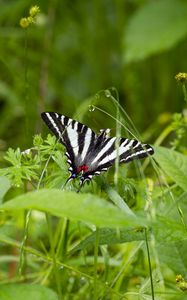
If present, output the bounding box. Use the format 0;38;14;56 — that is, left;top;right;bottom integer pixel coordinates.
41;112;154;187
80;135;154;182
41;112;96;177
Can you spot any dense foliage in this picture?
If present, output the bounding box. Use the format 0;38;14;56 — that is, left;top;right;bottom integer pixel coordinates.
0;1;187;299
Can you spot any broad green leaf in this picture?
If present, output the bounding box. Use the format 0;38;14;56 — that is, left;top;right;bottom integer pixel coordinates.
152;216;187;271
154;146;187;191
124;0;187;63
71;227;146;253
0;284;58;300
0;189;142;228
152;216;187;274
153;216;187;244
156;240;187;274
0;176;11;203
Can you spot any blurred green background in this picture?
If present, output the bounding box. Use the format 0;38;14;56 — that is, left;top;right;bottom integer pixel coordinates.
0;0;187;150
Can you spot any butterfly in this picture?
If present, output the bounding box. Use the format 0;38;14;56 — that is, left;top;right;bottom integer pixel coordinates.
41;112;154;191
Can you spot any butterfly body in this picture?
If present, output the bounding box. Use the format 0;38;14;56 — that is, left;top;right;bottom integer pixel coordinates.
41;112;154;189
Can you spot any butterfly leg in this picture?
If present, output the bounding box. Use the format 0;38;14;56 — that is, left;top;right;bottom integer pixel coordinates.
76;185;82;193
61;174;76;190
76;180;84;193
76;176;91;193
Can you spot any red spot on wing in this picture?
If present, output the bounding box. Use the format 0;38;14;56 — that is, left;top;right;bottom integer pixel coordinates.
77;165;89;173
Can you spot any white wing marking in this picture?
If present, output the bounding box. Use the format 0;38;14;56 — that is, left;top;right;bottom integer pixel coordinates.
66;126;79;157
74;122;78;131
67;118;73;125
61;115;65;124
120;147;153;162
91;137;116;165
81;128;92;161
98;139;134;166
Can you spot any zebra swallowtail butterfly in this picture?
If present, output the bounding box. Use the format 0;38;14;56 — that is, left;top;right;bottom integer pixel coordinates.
41;112;154;191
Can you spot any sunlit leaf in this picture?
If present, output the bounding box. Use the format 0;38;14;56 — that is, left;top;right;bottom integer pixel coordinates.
0;284;58;300
0;189;143;228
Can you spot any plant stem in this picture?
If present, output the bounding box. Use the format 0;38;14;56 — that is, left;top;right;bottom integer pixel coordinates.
46;213;62;299
19;148;54;276
182;83;187;104
60;218;69;260
23;28;30;147
18;27;29;277
154;125;173;146
18;209;31;276
93;227;99;300
114;89;120;189
144;228;155;300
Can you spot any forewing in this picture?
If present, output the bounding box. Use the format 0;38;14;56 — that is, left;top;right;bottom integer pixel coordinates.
41;112;96;174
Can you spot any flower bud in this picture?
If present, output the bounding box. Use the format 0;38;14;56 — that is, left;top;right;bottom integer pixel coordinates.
20;17;29;28
29;5;40;17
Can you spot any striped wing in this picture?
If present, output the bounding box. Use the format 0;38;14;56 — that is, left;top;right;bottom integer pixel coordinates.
41;112;96;176
41;112;154;186
80;136;154;182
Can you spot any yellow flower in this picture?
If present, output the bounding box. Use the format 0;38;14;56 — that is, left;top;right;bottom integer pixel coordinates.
175;72;187;83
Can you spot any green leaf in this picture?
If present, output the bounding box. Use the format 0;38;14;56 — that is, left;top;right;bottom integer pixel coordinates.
152;215;187;272
0;176;11;203
73;214;187;252
153;216;187;244
0;284;58;300
124;0;187;63
156;240;187;274
154;146;187;191
71;227;146;253
0;189;142;228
